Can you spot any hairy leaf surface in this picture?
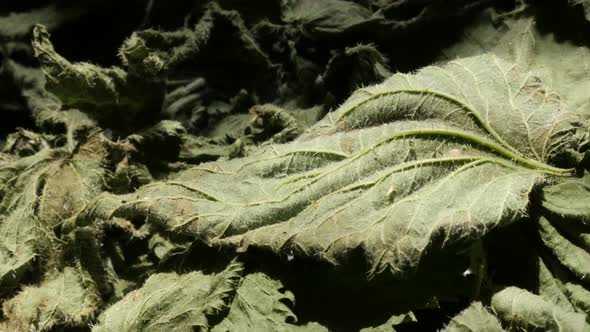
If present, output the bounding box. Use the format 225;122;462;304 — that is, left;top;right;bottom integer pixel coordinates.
0;132;110;291
542;174;590;220
491;286;590;331
442;10;590;121
92;261;243;332
442;302;503;332
2;267;98;331
75;55;581;280
32;25;165;131
212;272;328;331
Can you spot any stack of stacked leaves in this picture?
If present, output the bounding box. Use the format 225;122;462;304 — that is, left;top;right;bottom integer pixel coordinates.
2;0;590;331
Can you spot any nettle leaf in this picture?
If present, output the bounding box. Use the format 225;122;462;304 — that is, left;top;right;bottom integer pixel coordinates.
123;2;278;98
1;59;96;138
92;260;243;332
0;149;54;290
538;251;590;315
0;132;110;291
2;127;50;157
32;24;165;131
317;44;392;103
542;174;590;220
282;0;375;39
212;272;328;331
442;10;590;121
2;267;98;331
531;176;590;316
537;255;577;313
76;55;580;280
280;0;485;42
537;215;590;282
442;14;590;323
491;286;590;331
442;302;503;332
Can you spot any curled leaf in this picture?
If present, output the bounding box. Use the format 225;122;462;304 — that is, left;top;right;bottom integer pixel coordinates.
125;2;278;97
76;55;580;280
92;260;243;332
537;215;590;282
32;24;165;131
542;174;590;221
442;302;503;332
212;271;327;331
491;286;589;331
2;267;98;331
2;127;50;157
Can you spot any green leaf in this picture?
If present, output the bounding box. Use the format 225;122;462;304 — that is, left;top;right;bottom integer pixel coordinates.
282;0;374;39
212;271;328;331
127;120;186;165
542;174;590;220
537;255;577;312
31;24;165;131
0;149;58;291
491;286;590;331
1;59;96;138
280;0;484;41
2;127;50;157
0;132;112;292
317;44;391;103
2;267;98;331
125;2;278;97
537;215;590;281
441;9;590;121
442;302;504;332
92;260;243;332
75;55;581;280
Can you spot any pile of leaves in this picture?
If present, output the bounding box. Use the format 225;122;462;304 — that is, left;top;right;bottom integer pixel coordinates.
3;0;590;330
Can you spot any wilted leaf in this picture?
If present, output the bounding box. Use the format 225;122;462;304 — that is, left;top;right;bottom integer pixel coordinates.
77;55;580;280
125;2;278;97
2;267;98;331
281;0;489;41
542;174;590;220
127;120;186;165
2;127;50;157
538;251;590;314
1;59;96;137
244;104;304;144
282;0;376;39
442;302;503;332
317;44;391;103
4;2;590;329
178;104;309;163
0;132;112;291
92;260;243;332
491;286;590;331
537;215;590;282
442;9;590;121
32;24;165;131
536;255;577;312
0;148;63;290
212;271;328;331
